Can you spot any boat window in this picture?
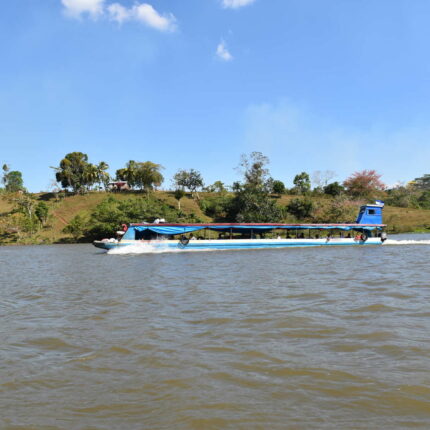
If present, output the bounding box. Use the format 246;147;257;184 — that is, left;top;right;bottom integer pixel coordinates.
368;209;376;215
135;230;154;240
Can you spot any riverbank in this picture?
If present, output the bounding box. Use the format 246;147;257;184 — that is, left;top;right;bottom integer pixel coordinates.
1;191;430;245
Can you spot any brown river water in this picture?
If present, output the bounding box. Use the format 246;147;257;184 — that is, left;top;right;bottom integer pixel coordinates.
1;234;430;429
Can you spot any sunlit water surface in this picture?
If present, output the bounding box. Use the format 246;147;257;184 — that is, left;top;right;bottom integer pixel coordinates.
1;234;430;429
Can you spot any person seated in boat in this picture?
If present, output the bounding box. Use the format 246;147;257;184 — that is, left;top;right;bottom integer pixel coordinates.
315;234;320;239
346;233;351;238
189;233;197;240
276;234;282;239
299;232;305;239
218;233;225;240
286;233;291;239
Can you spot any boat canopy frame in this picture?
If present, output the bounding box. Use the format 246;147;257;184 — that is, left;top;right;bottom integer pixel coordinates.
127;223;385;237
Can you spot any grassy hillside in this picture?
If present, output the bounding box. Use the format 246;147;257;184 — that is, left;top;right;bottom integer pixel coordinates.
0;191;210;244
1;191;429;244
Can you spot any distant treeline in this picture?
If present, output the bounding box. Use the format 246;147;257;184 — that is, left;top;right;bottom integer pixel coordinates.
1;152;430;244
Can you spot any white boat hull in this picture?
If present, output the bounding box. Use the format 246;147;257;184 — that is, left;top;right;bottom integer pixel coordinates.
94;237;384;251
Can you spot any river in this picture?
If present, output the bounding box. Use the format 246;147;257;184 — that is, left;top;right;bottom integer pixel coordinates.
1;234;430;429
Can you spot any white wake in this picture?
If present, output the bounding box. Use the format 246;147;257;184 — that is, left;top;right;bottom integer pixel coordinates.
107;242;215;255
383;239;430;246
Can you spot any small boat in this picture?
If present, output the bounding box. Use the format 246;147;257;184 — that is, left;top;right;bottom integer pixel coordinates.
93;202;387;252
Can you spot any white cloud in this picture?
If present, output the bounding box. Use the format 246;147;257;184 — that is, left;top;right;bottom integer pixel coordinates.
216;41;233;61
222;0;256;9
63;1;177;31
132;4;176;32
107;3;130;23
62;0;105;18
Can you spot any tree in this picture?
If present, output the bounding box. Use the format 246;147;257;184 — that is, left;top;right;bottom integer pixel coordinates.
205;181;227;194
53;152;90;193
237;151;270;191
312;170;336;188
343;170;385;198
116;161;163;192
10;194;38;235
96;161;110;190
4;170;25;192
286;197;314;220
2;164;9;187
12;194;36;218
323;181;344;197
174;189;186;210
35;202;50;226
135;161;164;193
293;172;311;194
83;163;99;191
116;160;138;189
227;152;283;222
228;188;283;222
173;169;204;199
418;190;430;209
272;180;286;195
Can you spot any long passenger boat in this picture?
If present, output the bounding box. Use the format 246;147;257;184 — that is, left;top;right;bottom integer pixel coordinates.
93;202;387;251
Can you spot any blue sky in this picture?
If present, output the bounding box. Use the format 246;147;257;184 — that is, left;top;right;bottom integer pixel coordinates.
1;0;430;191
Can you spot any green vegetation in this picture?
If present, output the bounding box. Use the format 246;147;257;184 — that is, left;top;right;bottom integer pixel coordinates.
2;164;25;192
271;180;286;195
225;152;283;222
173;168;204;199
292;172;311;194
286;197;314;220
1;151;430;244
173;188;186;209
323;181;344;197
85;195;202;240
53;152;110;193
116;160;164;192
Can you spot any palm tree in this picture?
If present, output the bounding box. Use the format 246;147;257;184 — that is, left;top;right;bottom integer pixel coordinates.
83;163;98;191
96;161;110;190
123;160;137;189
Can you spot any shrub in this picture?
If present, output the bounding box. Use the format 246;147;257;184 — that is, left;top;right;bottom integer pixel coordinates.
418;190;430;209
286;197;314;220
323;182;344;197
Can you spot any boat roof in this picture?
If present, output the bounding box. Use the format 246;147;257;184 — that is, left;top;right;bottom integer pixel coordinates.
130;222;385;227
127;222;385;234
